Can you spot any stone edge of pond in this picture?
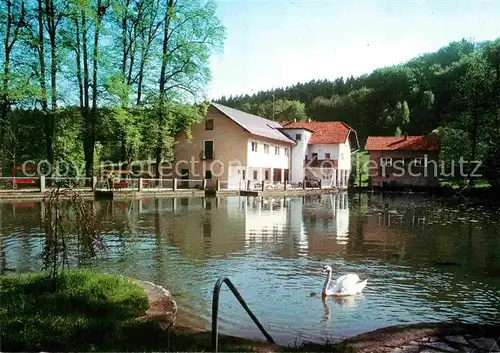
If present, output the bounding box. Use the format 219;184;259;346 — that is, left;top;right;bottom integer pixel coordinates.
129;278;179;329
340;322;500;353
106;273;178;329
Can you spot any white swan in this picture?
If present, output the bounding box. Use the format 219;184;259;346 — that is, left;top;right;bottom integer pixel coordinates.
321;265;367;297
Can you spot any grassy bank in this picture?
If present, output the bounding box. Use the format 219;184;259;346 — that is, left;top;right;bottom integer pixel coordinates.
1;270;150;351
0;270;347;352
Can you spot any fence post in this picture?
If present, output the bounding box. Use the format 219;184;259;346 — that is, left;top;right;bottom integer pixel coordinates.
92;176;97;191
202;179;207;190
284;180;287;190
319;179;322;189
216;179;221;191
261;180;265;191
138;177;144;191
303;179;306;189
173;178;177;191
247;180;251;190
40;175;46;193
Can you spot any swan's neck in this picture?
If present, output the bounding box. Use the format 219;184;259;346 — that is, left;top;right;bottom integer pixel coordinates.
322;270;332;295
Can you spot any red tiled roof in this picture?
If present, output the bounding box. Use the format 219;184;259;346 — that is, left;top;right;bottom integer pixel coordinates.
280;121;352;144
365;135;439;151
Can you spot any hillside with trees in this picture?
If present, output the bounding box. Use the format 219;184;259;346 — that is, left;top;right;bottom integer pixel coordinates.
216;38;500;188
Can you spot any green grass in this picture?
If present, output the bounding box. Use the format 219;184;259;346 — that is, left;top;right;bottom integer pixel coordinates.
0;269;151;351
0;270;349;352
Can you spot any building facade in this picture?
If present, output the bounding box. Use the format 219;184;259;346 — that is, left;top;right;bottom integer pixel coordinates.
365;135;440;188
173;103;358;189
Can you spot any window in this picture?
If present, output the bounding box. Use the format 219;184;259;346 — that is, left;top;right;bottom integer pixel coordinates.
284;148;289;157
204;141;214;159
205;170;212;179
312;152;318;159
205;119;214;130
325;153;331;159
251;141;258;152
296;133;302;140
264;144;269;153
413;157;425;167
380;157;392;167
253;170;258;180
275;146;280;155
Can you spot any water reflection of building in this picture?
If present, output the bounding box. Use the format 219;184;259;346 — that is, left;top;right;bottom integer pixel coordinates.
303;192;351;256
136;197;248;259
132;193;353;259
243;196;289;244
236;192;351;256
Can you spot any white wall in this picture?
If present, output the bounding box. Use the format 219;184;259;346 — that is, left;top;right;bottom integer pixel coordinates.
246;138;291;170
306;144;340;160
281;129;312;182
338;140;351;171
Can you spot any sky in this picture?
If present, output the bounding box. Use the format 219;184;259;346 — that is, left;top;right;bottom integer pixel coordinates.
206;0;500;100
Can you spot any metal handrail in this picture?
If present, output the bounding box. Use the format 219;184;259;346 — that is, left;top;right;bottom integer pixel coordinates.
211;276;275;352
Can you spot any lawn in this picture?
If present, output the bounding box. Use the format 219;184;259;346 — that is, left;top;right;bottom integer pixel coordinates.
1;270;151;351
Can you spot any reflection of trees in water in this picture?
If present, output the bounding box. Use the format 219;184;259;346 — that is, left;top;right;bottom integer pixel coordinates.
352;193;500;277
0;206;5;273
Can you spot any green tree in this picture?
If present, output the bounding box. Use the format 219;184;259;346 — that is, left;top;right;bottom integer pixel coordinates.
153;0;225;177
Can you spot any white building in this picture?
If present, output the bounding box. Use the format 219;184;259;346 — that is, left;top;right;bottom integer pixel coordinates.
173;103;359;189
279;121;359;189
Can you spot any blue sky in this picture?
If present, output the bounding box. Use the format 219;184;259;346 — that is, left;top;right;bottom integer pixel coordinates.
206;0;500;100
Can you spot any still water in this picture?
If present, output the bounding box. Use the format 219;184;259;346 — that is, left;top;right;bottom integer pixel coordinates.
1;193;500;344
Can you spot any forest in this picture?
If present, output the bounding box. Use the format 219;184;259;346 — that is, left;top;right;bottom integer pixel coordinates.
216;38;500;189
0;0;225;177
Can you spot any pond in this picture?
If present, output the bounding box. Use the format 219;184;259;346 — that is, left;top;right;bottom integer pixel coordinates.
1;193;500;345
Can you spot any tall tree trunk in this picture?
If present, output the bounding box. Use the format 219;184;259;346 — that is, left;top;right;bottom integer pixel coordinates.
43;0;57;172
73;15;83;109
156;0;174;178
83;0;109;178
136;0;161;106
136;59;145;105
45;0;57;109
81;5;93;178
121;0;129;81
0;2;13;149
38;0;55;173
37;0;48;112
0;1;25;150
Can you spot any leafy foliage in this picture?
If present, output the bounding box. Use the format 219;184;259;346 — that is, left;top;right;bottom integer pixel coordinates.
0;0;225;176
